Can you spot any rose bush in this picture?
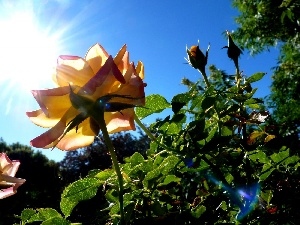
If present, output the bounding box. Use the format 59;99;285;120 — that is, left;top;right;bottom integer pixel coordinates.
26;44;146;150
0;153;25;199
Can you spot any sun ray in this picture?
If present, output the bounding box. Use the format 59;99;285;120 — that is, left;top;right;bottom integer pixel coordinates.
0;3;65;114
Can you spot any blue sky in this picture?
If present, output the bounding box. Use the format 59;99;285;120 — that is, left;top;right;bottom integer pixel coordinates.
0;0;279;161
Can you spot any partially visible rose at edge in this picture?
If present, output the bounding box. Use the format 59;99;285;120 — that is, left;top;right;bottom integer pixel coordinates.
26;44;146;150
0;153;26;199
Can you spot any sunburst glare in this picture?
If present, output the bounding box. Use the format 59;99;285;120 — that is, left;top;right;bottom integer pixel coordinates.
0;12;59;90
0;6;64;114
0;0;110;115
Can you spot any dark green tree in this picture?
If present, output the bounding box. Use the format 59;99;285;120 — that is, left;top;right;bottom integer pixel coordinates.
231;0;300;135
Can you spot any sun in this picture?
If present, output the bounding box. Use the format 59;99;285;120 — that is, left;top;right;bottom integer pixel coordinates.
0;11;60;92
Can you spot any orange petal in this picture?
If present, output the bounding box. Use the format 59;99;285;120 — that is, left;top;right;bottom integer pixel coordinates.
80;56;125;96
30;86;72;117
112;72;145;106
135;61;144;80
85;43;109;74
105;109;135;133
114;44;127;66
117;50;130;75
56;118;97;150
26;109;60;128
56;56;94;87
30;120;66;148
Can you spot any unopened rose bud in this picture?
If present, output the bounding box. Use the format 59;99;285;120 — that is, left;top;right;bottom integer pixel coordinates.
186;42;210;75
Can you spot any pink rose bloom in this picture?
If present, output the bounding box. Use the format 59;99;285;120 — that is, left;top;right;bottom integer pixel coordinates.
0;153;26;199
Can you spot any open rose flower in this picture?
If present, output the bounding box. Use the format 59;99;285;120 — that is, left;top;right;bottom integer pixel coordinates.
26;44;146;150
0;153;25;199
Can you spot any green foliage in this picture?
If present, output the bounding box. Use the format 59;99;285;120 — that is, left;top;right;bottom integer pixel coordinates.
232;0;300;134
16;31;300;224
232;0;300;53
136;94;170;119
60;178;102;217
20;208;70;225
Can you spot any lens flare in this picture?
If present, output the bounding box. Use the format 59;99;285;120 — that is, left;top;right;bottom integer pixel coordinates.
206;172;260;221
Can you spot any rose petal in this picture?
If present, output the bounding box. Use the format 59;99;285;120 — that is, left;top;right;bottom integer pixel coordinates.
111;72;145;106
0;153;12;172
30;120;66;148
105;108;135;133
135;61;144;79
114;45;130;75
85;43;109;74
0;182;25;199
0;174;25;184
1;161;20;177
26;109;60;128
56;118;97;150
56;56;94;87
30;86;72;116
80;56;125;96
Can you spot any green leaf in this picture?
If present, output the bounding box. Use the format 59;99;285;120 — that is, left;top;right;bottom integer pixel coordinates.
171;93;190;113
190;95;204;110
105;189;119;203
165;122;181;135
123;192;135;207
94;169;114;182
171;113;186;124
248;103;260;109
27;208;62;223
225;173;234;183
60;178;101;217
42;217;70;225
152;201;166;216
187;118;206;141
143;156;180;187
245;98;264;105
136;94;170;119
219;104;239;117
246;72;266;83
201;96;215;111
270;148;289;163
160;155;181;175
220;201;227;211
161;175;181;185
191;205;206;218
205;122;218;142
129;152;145;167
221;126;232;136
283;155;299;166
21;209;36;222
260;190;273;205
151;115;170;130
143;168;161;188
259;164;275;181
249;151;270;164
